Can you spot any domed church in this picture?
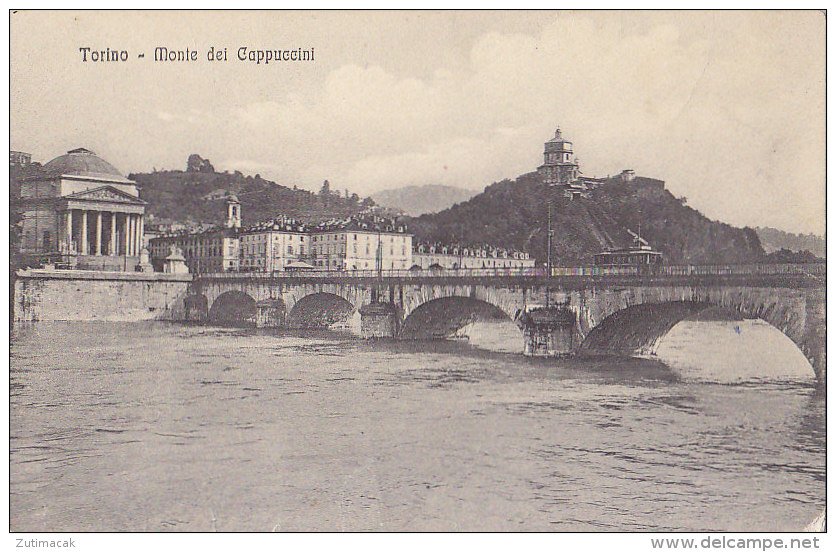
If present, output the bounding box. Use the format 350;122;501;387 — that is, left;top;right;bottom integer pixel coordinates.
16;147;147;271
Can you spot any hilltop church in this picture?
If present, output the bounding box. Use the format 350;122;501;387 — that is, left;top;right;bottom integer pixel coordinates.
537;128;609;200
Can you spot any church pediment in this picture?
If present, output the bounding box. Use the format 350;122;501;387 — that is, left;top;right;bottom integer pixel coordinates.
64;185;147;204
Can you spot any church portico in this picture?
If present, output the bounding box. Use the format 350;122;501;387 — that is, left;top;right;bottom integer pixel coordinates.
60;207;144;257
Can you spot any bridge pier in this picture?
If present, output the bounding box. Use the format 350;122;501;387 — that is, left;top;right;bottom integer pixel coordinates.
810;346;826;390
804;288;826;389
358;302;401;338
184;294;208;323
518;304;577;357
255;299;285;328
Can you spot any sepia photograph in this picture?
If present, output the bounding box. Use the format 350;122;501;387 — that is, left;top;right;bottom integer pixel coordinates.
8;9;826;538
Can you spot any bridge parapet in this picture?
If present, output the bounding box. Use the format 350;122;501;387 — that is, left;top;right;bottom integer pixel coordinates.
198;263;825;281
195;264;824;292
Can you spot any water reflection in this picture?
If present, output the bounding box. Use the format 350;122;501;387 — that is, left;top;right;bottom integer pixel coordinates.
655;319;815;383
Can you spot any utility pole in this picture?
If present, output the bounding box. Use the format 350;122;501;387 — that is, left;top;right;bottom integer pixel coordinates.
546;196;552;308
375;220;383;302
377;224;383;277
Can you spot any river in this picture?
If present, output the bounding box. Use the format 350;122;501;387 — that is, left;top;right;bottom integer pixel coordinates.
9;319;824;532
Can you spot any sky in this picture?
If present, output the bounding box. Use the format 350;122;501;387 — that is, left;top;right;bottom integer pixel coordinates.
10;10;825;235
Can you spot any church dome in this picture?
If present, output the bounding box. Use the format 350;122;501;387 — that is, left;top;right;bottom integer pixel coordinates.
43;148;133;183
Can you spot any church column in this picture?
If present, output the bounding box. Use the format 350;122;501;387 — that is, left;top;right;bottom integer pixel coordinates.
126;215;133;256
124;215;131;256
110;213;117;255
95;211;103;256
138;215;144;254
129;214;137;256
130;214;137;256
131;215;139;257
80;210;88;255
119;213;127;256
65;210;73;253
127;214;134;256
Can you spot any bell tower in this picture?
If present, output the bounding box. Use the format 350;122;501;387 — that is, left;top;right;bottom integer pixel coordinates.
225;195;241;229
538;127;580;186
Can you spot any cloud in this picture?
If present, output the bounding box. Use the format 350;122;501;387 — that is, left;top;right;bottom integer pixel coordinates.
228;17;723;194
157;111;201;124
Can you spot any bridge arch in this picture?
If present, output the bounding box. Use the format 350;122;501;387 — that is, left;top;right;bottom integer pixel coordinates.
398;285;521;322
401;296;519;339
209;290;257;326
580;301;724;355
577;287;824;378
286;292;358;329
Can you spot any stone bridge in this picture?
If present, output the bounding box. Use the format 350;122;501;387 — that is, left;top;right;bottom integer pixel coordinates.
188;265;826;386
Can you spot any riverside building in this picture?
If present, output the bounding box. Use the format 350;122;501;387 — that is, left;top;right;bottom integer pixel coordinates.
148;195;241;273
10;150;31;167
239;216;309;272
309;216;412;271
150;207;412;274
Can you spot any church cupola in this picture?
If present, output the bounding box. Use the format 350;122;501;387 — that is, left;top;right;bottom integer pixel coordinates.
538;127;580;187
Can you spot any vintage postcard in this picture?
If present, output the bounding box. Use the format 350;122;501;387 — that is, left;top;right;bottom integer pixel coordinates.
8;10;826;540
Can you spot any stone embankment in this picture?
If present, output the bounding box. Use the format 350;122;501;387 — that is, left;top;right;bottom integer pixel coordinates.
12;269;192;323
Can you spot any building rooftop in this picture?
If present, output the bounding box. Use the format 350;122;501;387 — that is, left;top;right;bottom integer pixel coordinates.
155;212;410;240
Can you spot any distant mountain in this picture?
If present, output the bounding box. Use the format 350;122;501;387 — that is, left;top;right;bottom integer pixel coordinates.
372;185;479;216
755;226;825;257
408;172;765;265
761;248;824;264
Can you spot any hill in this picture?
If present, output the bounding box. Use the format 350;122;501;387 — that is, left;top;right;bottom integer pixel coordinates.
130;156;379;227
408;172;765;265
755;226;825;257
371;185;478;216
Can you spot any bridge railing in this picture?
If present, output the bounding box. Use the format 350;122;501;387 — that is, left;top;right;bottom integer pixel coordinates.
197;263;825;280
551;263;826;277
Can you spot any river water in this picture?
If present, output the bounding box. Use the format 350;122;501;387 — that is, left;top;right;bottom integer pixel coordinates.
9;319;824;532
